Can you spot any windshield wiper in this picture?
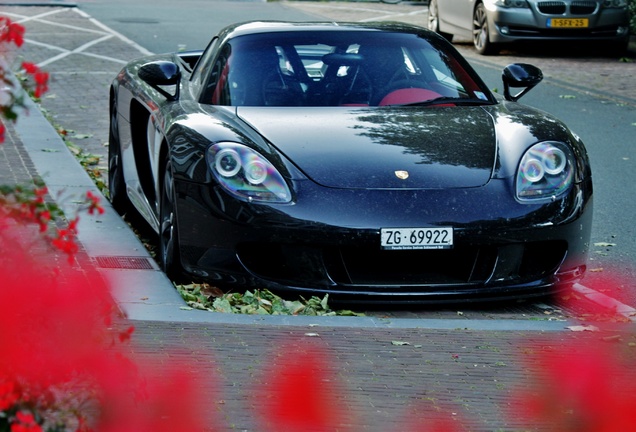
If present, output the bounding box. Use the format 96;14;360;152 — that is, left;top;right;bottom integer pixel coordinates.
401;96;494;107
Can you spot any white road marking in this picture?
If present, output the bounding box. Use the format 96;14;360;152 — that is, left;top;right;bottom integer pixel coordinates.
5;7;151;70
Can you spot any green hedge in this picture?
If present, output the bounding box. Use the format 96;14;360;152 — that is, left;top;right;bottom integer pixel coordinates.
630;0;636;35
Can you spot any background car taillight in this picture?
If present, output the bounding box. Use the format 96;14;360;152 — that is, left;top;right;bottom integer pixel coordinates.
516;141;575;201
207;142;292;203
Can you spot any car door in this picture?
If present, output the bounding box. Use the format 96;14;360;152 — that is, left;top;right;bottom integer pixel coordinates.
438;0;476;38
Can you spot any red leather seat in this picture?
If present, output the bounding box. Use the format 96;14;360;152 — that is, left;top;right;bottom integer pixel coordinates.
379;88;441;106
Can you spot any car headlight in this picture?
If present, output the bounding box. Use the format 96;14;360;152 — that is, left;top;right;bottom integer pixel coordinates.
488;0;529;8
516;141;575;201
604;0;627;8
206;142;292;203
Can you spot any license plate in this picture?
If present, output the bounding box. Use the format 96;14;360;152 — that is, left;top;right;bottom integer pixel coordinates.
381;227;453;250
547;18;589;28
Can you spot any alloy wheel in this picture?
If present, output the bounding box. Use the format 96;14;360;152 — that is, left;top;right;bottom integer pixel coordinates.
107;104;131;214
159;157;183;280
473;3;494;55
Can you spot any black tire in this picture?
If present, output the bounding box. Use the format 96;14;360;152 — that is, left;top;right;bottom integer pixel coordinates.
108;101;132;214
607;39;629;57
427;0;453;41
380;0;402;3
473;3;498;55
159;154;184;281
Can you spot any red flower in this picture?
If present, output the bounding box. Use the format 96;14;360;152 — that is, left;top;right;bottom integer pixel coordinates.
21;62;38;75
254;340;350;431
86;191;105;215
33;187;46;204
10;411;42;432
510;337;636;431
0;17;25;47
34;71;48;85
20;63;49;99
0;379;19;411
118;326;135;343
37;210;50;232
51;217;80;256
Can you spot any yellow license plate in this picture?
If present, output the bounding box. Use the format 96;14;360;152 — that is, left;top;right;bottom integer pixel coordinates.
548;18;589;28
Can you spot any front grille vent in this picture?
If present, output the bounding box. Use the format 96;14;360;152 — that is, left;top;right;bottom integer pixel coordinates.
570;1;597;14
238;241;567;292
538;1;567;14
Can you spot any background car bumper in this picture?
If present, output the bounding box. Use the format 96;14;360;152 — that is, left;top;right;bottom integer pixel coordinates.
487;5;630;43
174;177;593;302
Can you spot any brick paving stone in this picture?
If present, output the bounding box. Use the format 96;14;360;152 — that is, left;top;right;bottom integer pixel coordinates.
0;118;39;185
125;320;636;431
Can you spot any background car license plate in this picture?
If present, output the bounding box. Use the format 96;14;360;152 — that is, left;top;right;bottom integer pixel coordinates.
547;18;589;28
381;227;453;250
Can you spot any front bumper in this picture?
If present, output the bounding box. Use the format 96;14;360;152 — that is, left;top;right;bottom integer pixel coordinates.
173;175;593;303
486;2;630;43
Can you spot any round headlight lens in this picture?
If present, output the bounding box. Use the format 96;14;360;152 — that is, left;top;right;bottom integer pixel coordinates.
522;158;544;183
245;160;268;185
542;147;567;175
215;149;241;177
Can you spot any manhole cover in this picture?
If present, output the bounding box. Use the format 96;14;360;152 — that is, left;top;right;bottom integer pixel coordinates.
94;256;154;270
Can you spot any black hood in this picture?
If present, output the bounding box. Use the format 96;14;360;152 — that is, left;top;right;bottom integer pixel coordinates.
237;106;496;189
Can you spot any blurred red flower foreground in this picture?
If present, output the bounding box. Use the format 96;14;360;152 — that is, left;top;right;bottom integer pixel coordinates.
0;217;215;432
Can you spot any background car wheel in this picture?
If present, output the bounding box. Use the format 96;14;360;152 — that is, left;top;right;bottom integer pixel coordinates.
159;155;184;281
607;39;629;57
108;104;132;215
473;3;498;55
427;0;453;41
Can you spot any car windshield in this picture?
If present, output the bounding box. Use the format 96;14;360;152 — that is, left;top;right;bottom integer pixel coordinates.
205;30;492;107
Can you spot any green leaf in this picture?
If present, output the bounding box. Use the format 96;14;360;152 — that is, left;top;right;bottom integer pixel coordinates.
213;297;234;313
320;294;329;310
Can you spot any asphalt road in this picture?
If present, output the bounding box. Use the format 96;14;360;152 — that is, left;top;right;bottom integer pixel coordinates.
78;0;327;54
77;0;636;306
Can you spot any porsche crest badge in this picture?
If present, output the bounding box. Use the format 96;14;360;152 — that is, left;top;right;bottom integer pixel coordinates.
395;170;409;180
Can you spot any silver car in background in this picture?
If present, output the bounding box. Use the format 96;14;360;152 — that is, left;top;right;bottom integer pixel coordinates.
427;0;630;55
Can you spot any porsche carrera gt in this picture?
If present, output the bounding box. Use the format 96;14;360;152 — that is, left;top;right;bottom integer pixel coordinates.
108;21;593;303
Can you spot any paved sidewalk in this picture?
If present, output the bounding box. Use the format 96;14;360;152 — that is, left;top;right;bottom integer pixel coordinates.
2;4;636;430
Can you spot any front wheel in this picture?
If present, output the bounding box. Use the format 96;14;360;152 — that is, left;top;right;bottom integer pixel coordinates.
108;102;132;215
473;3;498;55
159;154;184;282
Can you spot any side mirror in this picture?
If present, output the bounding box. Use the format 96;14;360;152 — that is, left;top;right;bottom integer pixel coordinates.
138;61;181;101
502;63;542;102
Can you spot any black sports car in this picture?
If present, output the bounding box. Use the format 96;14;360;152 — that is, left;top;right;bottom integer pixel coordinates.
109;21;593;303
